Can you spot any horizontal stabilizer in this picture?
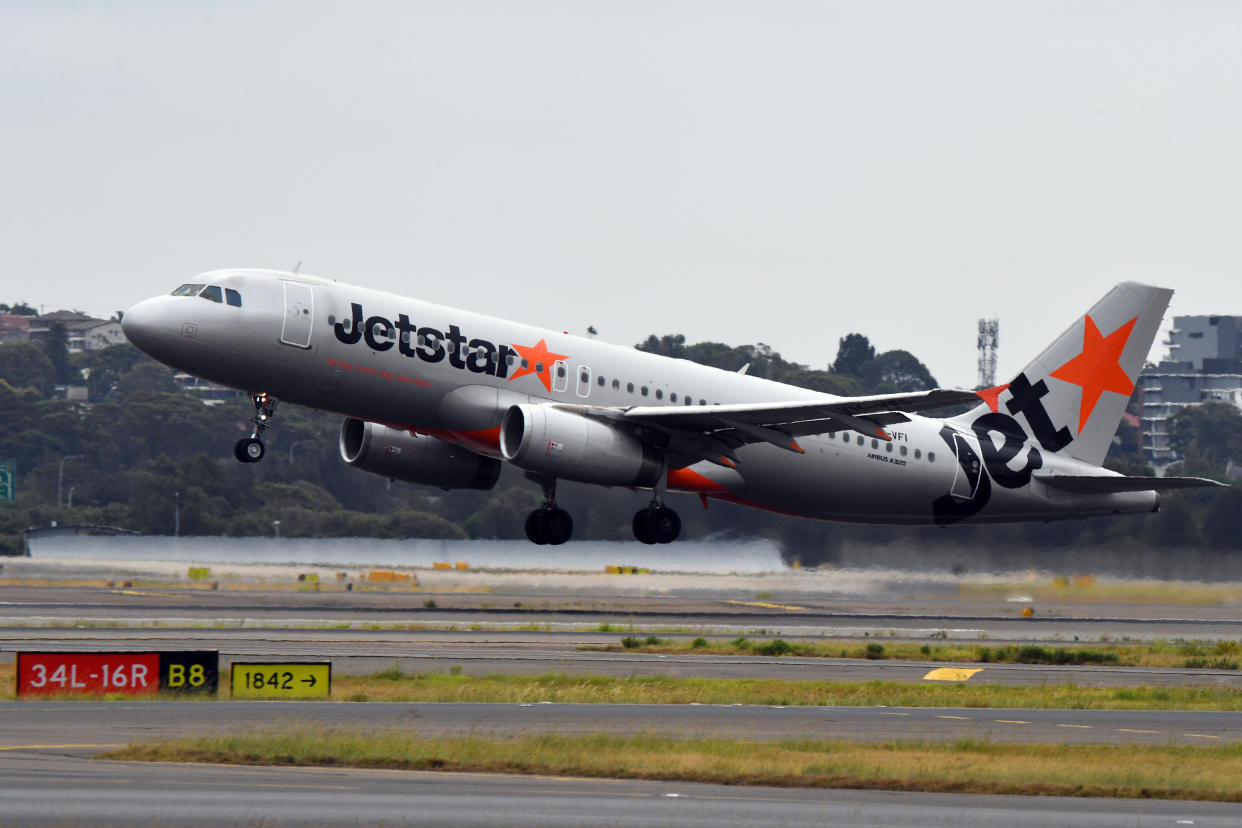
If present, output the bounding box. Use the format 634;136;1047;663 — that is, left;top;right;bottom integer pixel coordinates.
1036;474;1228;494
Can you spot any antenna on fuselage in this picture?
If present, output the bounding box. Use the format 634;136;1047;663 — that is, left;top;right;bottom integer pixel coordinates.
291;260;303;276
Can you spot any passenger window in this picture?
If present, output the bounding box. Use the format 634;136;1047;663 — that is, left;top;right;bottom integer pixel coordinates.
685;397;693;406
521;358;529;369
627;382;634;393
670;392;678;403
225;288;242;307
655;389;663;400
871;439;878;449
535;361;543;373
199;285;223;303
928;451;936;463
613;379;621;390
842;433;849;442
885;442;893;453
856;436;864;446
900;445;908;456
171;283;205;296
914;448;922;460
700;399;707;406
598;376;605;387
641;386;649;396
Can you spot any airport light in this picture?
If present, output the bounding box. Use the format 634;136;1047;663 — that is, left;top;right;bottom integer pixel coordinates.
174;491;180;538
57;454;83;508
273;520;281;538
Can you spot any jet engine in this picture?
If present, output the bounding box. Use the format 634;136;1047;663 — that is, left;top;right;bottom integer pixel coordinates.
499;404;663;486
339;418;501;491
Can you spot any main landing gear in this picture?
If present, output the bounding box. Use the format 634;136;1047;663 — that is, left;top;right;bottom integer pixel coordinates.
524;473;573;546
234;393;278;464
632;501;681;545
520;474;681;545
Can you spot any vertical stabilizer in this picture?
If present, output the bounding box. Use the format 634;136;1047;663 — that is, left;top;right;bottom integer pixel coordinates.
956;282;1172;468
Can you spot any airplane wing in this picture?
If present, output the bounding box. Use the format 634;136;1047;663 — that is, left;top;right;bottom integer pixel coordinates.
1035;474;1229;494
571;388;982;466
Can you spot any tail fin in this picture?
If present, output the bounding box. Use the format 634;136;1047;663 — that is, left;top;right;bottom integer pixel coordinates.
959;281;1172;468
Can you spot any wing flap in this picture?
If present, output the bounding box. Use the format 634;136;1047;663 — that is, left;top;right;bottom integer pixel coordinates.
622;388;979;431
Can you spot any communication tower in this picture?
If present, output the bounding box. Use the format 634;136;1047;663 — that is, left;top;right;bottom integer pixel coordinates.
977;318;999;389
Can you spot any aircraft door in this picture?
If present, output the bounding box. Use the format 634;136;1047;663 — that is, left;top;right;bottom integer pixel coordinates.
945;430;984;502
280;281;314;349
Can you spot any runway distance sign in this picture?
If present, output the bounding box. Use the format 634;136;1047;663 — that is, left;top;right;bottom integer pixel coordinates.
15;651;219;697
231;662;331;699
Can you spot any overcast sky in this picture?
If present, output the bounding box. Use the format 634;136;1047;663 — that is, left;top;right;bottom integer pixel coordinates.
3;1;1241;388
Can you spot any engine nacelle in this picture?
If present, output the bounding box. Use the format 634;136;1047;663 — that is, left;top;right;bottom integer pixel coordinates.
339;418;501;491
499;404;663;486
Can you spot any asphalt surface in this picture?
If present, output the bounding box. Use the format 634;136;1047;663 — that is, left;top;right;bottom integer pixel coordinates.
4;749;1237;827
5;700;1242;746
4;626;1242;688
6;584;1242;643
4;582;1242;824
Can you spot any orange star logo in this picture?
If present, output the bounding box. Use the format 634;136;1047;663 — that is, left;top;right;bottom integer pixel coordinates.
1049;314;1138;434
508;338;569;392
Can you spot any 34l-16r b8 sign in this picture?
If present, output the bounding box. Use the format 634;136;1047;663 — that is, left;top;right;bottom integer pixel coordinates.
15;651;219;697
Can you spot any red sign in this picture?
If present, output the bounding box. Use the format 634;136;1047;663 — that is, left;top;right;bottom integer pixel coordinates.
16;652;160;697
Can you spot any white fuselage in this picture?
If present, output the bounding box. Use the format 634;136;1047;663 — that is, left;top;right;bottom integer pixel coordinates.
122;269;1158;526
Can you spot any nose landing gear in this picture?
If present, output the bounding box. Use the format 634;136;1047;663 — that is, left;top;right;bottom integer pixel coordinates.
234;393;278;464
523;473;573;545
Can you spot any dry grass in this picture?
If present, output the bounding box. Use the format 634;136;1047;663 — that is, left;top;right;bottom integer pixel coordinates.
594;636;1242;670
103;728;1242;801
332;670;1242;710
960;577;1242;606
8;661;1242;710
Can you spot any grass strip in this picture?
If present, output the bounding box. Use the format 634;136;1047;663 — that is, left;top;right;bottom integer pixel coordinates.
596;635;1242;670
333;669;1242;710
8;661;1242;710
102;728;1242;801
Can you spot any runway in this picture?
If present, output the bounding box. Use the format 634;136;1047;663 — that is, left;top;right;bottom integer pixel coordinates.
4;626;1241;688
4;581;1242;823
5;749;1237;827
4;700;1242;746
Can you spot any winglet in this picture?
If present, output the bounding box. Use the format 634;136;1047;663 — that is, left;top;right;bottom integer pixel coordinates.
975;384;1009;414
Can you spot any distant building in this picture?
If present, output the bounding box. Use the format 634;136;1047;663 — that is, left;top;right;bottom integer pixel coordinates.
28;310;126;353
174;373;242;405
1141;315;1242;464
0;314;32;344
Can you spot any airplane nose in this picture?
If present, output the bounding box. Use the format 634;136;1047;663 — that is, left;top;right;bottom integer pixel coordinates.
121;297;168;354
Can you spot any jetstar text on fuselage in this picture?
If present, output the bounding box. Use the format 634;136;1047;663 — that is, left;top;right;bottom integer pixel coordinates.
334;302;553;382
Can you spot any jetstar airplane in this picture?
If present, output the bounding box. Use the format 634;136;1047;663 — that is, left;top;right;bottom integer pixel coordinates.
122;273;1224;544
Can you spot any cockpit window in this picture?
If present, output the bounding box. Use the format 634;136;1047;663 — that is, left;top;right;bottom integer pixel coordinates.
199;285;223;303
171;283;205;297
225;288;242;307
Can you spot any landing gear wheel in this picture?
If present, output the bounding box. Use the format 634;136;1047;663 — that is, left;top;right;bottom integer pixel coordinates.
525;510;550;545
234;437;265;464
543;508;573;546
651;506;680;544
633;506;680;544
525;507;573;545
235;392;278;463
